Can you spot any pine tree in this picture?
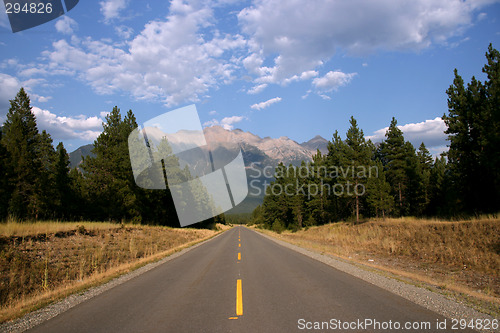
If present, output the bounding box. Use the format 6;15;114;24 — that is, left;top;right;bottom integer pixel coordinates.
404;142;426;216
366;160;393;219
0;127;13;219
261;163;293;228
54;142;73;218
68;167;87;220
443;44;500;214
427;156;451;216
416;143;432;213
343;116;372;223
81;107;141;222
33;130;58;219
290;161;307;229
1;88;42;219
481;44;500;210
326;130;349;220
378;117;408;216
444;73;485;213
306;151;330;226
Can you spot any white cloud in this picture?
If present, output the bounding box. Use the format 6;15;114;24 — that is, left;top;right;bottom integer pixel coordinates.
208;110;218;115
115;25;134;39
39;3;246;107
11;0;499;109
250;97;282;110
242;53;264;75
238;0;494;85
31;94;52;103
312;71;357;92
32;107;104;141
282;70;319;85
367;117;448;155
0;74;53;117
397;117;448;147
247;83;267;94
203;119;219;127
100;0;129;22
428;145;449;158
203;115;246;130
477;12;487;20
0;73;21;117
55;16;78;35
220;115;246;130
300;70;319;80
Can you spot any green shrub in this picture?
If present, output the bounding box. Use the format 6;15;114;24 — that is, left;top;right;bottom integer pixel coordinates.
271;219;285;234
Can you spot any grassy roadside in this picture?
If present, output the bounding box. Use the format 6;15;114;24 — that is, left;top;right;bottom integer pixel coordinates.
253;218;499;316
0;221;230;323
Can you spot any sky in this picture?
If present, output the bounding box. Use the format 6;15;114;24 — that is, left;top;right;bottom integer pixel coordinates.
0;0;499;157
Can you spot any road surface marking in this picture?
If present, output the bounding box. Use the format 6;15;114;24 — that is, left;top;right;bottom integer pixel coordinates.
238;252;241;261
238;243;241;247
228;317;238;320
236;279;243;316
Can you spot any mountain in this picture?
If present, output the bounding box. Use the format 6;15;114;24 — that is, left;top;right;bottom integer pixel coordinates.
69;144;94;168
68;127;328;213
300;135;329;155
203;126;325;166
70;127;328;168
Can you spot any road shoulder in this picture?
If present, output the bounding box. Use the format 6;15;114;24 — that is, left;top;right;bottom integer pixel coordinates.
0;229;228;333
251;227;497;333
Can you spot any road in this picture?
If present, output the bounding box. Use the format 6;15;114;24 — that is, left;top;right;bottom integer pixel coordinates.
27;226;468;332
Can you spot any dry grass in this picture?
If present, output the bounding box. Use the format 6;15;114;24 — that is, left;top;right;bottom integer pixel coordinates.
258;217;500;315
0;221;222;323
215;223;233;231
0;221;121;237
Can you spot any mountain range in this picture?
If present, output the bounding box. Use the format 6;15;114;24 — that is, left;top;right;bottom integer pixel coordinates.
69;126;329;213
69;126;328;169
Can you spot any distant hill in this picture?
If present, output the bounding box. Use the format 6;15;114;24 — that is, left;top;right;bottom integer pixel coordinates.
68;128;329;213
203;126;328;166
69;144;94;168
69;128;328;170
300;135;329;155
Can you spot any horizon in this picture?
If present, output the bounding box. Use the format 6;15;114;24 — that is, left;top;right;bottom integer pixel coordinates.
65;122;445;161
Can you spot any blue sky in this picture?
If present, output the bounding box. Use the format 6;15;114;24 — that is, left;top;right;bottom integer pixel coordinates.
0;0;499;156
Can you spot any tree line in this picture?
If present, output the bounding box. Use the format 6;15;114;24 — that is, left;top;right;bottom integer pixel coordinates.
0;89;222;227
253;44;499;231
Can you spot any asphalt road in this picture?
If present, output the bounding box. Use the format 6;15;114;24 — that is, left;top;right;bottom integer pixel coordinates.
27;226;470;333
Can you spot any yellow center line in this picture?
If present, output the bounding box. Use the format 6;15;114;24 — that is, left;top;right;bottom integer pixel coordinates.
236;279;243;316
238;252;241;261
238;243;241;247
